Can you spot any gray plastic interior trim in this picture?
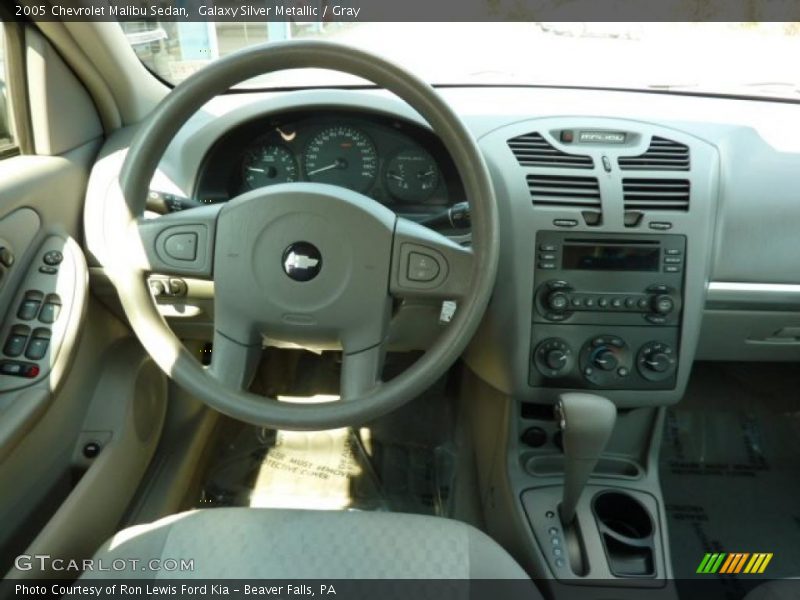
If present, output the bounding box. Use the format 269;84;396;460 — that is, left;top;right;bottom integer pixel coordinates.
706;281;800;310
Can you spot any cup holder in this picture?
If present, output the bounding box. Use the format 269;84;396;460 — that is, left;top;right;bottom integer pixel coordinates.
592;491;656;577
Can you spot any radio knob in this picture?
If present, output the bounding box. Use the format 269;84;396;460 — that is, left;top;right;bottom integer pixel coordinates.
547;291;570;312
545;349;568;371
592;348;618;371
651;294;674;315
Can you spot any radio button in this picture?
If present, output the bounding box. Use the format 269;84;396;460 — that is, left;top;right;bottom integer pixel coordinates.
539;253;556;261
625;297;637;308
611;298;623;308
544;312;569;322
584;297;595;308
664;257;682;264
540;244;557;252
647;284;670;293
664;249;681;255
664;265;681;273
571;297;583;308
598;297;609;308
645;314;668;325
538;262;556;270
637;298;649;309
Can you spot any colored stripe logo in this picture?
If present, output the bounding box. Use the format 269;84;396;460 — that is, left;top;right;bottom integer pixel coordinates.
696;553;773;574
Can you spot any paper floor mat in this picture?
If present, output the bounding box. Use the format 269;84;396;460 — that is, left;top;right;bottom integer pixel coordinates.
660;363;800;598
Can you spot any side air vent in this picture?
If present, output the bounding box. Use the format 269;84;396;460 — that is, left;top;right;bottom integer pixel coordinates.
618;137;690;171
528;175;601;208
623;179;690;212
509;133;594;169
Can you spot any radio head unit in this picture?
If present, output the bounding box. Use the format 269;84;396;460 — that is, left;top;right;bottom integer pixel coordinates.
530;231;685;391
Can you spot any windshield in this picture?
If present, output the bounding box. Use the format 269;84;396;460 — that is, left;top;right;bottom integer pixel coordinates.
123;22;800;100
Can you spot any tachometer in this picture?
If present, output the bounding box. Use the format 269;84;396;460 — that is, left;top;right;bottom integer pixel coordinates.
304;127;378;193
242;144;298;190
385;149;440;203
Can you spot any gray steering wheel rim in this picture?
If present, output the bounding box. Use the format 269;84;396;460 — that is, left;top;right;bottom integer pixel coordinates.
114;40;499;430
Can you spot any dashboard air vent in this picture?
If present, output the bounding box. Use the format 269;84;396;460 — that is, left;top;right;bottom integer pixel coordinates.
618;136;690;171
623;179;690;212
509;133;593;169
527;175;601;209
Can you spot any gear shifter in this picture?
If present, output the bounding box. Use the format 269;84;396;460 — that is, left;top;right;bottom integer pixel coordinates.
556;392;617;525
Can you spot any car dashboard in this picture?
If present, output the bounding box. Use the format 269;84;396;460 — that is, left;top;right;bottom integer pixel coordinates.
84;85;800;411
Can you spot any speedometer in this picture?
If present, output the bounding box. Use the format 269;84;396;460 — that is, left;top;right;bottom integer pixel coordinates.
303;126;378;193
242;144;298;190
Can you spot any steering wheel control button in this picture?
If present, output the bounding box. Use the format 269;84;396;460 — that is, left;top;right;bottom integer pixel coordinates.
282;242;322;282
164;232;198;261
4;325;31;358
25;329;51;361
38;294;62;324
407;252;440;282
17;291;44;321
42;250;63;266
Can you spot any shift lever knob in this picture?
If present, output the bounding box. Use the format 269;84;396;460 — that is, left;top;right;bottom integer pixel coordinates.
556;393;617;526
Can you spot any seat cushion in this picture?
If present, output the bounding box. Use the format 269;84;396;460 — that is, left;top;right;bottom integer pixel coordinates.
83;508;531;580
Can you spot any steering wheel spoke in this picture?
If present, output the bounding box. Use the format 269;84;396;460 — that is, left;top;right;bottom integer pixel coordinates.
390;217;475;300
208;326;263;391
131;204;221;278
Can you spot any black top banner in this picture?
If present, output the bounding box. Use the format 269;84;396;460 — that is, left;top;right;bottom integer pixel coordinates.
7;0;800;22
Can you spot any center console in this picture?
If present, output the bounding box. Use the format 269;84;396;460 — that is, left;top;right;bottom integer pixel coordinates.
462;116;719;597
530;231;684;391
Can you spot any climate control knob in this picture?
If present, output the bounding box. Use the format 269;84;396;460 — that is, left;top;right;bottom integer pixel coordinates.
545;349;568;371
533;338;573;378
637;342;677;381
592;349;618;371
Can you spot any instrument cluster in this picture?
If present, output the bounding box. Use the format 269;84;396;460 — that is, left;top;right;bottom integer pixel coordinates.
195;110;462;215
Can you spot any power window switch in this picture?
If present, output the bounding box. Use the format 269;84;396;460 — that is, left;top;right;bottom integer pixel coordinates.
25;328;51;361
4;325;30;358
38;294;62;324
17;291;44;321
0;360;40;378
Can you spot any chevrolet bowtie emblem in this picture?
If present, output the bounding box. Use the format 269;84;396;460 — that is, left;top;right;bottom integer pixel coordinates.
281;242;322;282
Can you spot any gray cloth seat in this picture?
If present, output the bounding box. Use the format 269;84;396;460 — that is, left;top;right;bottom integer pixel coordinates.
84;508;535;581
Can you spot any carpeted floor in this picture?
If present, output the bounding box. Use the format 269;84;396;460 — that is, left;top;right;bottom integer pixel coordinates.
660;362;800;599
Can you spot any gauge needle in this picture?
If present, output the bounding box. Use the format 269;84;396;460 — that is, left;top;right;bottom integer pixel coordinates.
307;162;340;176
247;167;266;173
387;172;405;182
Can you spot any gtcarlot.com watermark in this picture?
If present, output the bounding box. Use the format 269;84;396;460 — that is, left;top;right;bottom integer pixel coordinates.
14;554;195;573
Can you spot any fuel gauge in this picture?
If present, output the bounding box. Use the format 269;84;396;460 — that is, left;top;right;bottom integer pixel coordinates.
385;149;439;203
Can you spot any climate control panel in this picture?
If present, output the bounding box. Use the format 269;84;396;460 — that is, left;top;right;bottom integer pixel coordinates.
530;326;679;390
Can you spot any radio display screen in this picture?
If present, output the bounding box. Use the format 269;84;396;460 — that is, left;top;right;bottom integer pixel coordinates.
562;244;660;271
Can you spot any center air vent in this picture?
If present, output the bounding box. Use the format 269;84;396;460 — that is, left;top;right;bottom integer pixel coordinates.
528;175;601;208
623;179;690;211
618;136;690;171
509;133;593;169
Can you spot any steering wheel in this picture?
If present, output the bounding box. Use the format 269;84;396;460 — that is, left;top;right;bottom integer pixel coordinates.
106;41;498;430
